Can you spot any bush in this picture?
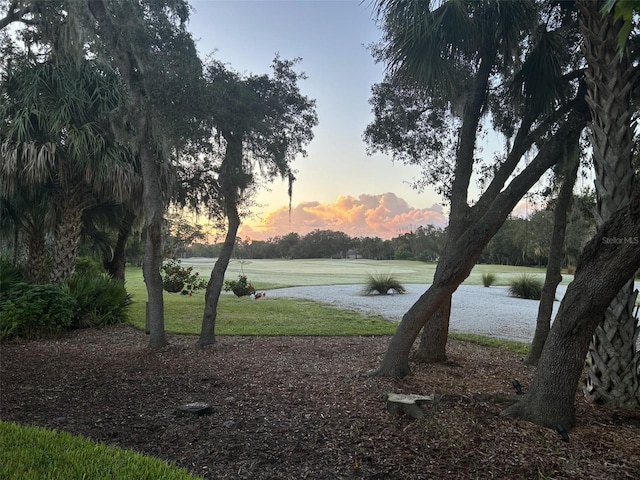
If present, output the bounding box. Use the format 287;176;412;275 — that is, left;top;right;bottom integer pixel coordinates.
509;274;543;300
362;273;406;295
482;272;496;287
224;275;256;297
74;256;105;276
0;257;25;298
0;283;76;340
67;272;132;328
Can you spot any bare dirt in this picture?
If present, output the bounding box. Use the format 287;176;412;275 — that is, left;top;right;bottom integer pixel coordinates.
1;325;639;479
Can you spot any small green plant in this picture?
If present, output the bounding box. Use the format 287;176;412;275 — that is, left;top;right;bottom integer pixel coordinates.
482;272;496;287
0;283;76;340
509;274;543;300
67;272;132;328
160;258;207;296
362;273;406;295
223;275;256;297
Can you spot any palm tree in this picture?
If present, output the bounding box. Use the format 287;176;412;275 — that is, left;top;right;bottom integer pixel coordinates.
578;0;639;408
0;58;137;283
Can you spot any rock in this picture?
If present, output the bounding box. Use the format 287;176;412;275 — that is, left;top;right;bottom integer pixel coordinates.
177;402;213;416
385;393;435;419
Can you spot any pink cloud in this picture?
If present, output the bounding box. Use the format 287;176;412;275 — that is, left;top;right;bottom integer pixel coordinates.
238;192;447;241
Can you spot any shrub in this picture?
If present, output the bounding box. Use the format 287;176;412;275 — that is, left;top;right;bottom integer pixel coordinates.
482;272;496;287
0;257;25;298
509;274;543;300
0;283;76;340
362;273;406;295
74;256;105;276
67;272;132;328
224;275;256;297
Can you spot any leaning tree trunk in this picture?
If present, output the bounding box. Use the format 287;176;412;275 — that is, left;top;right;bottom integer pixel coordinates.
373;105;588;377
525;141;580;366
579;0;640;407
198;197;241;347
198;136;244;347
502;192;640;429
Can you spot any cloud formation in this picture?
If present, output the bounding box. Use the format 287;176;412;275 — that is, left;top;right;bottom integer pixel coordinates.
239;192;447;241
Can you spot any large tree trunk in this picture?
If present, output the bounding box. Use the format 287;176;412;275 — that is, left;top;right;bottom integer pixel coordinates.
85;0;167;349
525;141;580;366
579;0;639;407
502;192;640;429
415;297;451;363
139;127;167;350
374;105;588;377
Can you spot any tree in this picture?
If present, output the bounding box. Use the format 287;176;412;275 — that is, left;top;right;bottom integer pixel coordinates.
1;55;136;283
83;0;203;349
502;0;639;429
525;138;581;365
367;0;589;375
579;0;639;408
502;191;640;428
197;57;317;346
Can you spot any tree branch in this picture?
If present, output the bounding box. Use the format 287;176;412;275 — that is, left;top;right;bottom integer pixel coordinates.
0;0;31;30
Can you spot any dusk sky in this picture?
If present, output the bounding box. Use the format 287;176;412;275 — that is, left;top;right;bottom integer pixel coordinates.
186;0;542;241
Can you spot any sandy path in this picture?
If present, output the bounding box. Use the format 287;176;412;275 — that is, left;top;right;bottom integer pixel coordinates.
266;283;638;345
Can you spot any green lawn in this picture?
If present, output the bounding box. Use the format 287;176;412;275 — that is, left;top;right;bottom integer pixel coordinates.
176;258;564;289
126;266;397;336
0;421;202;480
124;259;546;349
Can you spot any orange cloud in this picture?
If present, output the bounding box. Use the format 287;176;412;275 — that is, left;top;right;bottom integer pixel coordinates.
239;192;447;241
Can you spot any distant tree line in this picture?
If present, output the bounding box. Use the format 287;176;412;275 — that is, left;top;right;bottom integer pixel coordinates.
179;193;595;266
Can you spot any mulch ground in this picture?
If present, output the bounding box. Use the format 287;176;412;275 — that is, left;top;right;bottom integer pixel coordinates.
1;324;639;479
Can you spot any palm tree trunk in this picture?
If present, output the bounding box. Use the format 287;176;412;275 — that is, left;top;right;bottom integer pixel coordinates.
50;189;87;284
25;223;48;284
525;140;580;366
579;0;639;408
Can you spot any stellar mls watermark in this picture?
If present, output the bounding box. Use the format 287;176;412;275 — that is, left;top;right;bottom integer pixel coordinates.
602;236;639;245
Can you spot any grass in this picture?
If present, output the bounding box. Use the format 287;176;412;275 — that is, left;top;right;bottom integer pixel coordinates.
361;272;406;295
449;332;529;355
481;272;496;287
124;262;537;352
178;258;559;288
126;267;397;336
509;274;543;300
0;421;202;480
